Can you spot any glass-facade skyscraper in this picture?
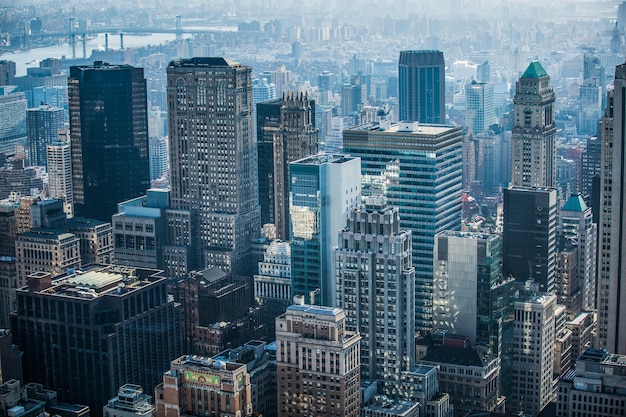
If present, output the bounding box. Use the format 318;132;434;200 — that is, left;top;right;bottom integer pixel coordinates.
344;120;463;333
289;154;361;306
398;50;445;124
68;61;150;222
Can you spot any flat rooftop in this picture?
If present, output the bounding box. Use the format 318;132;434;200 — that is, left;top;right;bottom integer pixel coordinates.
291;153;356;166
348;121;457;136
287;304;344;317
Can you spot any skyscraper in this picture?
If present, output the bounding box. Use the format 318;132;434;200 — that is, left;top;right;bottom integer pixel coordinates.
560;194;597;312
68;61;150;222
276;303;361;417
0;86;27;158
257;93;318;240
290;154;361;306
335;202;415;387
165;57;261;276
465;81;496;134
596;63;626;354
11;266;182;417
343;120;463;333
26;104;65;167
46;130;73;218
511;61;556;188
398;50;445;124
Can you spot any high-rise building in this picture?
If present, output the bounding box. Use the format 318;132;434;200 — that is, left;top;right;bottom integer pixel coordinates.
14;66;66;108
68;61;150;222
398;50;445;124
254;239;291;338
11;265;182;416
0;86;27;158
578;80;603;136
46;131;73;218
581;135;601;205
289;154;361;306
511;61;556;188
596;63;626;354
154;354;253;417
0;60;16;86
26;104;65;167
148;137;168;182
253;77;277;104
433;231;514;356
112;189;168;270
502;187;557;293
343;121;463;332
560;194;597;312
165;57;260;277
510;294;556;417
465;81;496;134
335;203;415;387
276;303;361;417
256;93;318;240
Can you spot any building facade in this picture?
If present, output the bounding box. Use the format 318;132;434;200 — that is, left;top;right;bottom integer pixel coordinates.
11;265;182;417
596;63;626;354
510;61;556;188
26;104;65;168
510;294;556;417
289;154;361;306
465;81;496;134
343;121;463;333
502;187;557;293
398;50;445;124
46;131;73;218
0;86;27;158
154;355;253;417
334;203;415;387
165;57;260;277
68;61;150;222
276;303;361;417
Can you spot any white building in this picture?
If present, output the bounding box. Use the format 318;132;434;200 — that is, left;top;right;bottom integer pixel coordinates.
103;384;153;417
46;130;73;218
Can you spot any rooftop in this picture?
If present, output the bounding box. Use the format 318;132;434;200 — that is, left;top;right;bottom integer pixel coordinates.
349;121;456;135
168;57;241;68
286;303;344;317
521;61;549;79
291;153;356;166
422;345;495;368
562;193;588;213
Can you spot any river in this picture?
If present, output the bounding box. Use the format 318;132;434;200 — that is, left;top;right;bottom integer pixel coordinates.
0;32;199;76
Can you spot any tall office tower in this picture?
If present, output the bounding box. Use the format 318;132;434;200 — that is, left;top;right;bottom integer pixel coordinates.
433;231;514;356
477;60;491;83
597;63;626;354
254;239;291;338
148;137;168;181
289;154;361;306
341;81;366;118
502;187;557;293
0;60;16;86
68;61;150;222
510;294;556;417
477;131;511;194
318;70;334;91
344;121;463;332
398;50;445;124
619;1;626;30
14;66;67;108
253;77;277;104
276;303;361;417
560;194;597;312
165;58;261;277
555;237;582;318
257;93;318;240
154;355;253;417
335;202;415;388
26;104;64;167
578;80;603;136
271;65;292;96
465;81;496;134
11;265;182;417
581;135;602;204
46;131;73;218
112;189;168;270
511;62;556;188
0;86;27;158
0;203;17;328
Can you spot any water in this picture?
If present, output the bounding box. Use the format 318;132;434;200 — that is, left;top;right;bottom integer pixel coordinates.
0;33;180;76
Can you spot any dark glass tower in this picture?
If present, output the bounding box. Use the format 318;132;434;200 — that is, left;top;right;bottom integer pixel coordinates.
398;50;445;124
68;61;150;222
